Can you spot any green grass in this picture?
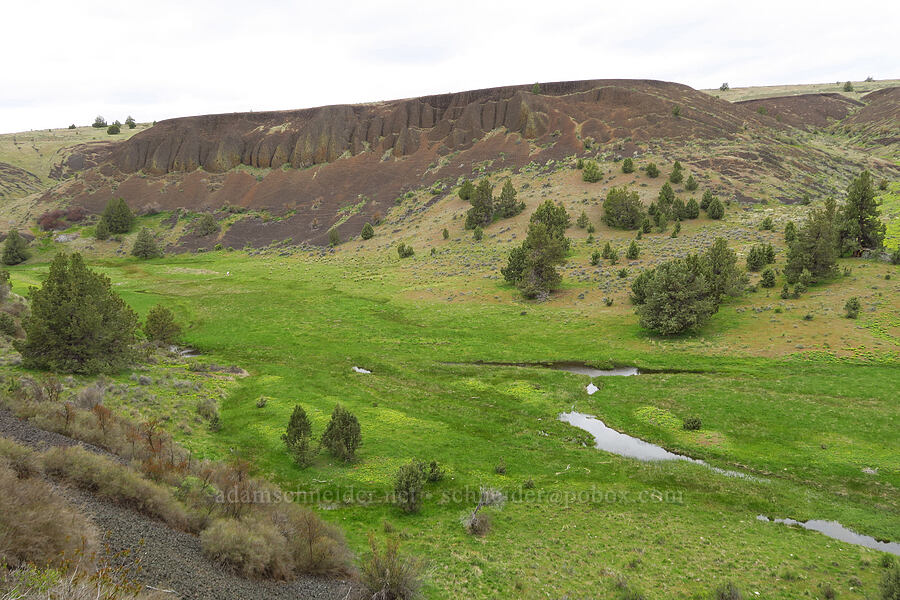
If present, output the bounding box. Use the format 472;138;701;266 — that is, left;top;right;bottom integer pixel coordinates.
6;246;897;599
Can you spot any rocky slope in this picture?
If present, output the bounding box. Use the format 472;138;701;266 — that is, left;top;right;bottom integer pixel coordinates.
21;79;900;247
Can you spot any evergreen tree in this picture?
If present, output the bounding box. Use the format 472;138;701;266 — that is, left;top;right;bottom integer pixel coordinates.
282;405;312;447
641;217;652;233
626;240;640;259
100;198;135;234
394;460;425;513
94;219;110;240
442;228;449;240
577;211;589;228
2;231;30;265
495;179;524;218
704;238;746;299
622;158;634;173
132;228;162;259
125;116;136;129
361;222;375;240
320;404;361;462
92;116;107;128
196;214;219;236
329;228;341;246
530;200;571;246
784;221;797;244
685;198;700;219
15;252;138;373
144;304;181;343
282;404;315;467
602;187;645;229
458;179;475;201
473;226;483;241
513;221;567;299
700;189;714;210
465;179;494;229
672;197;686;220
669;161;683;184
646;163;659;178
706;197;725;219
839;170;885;255
658;182;675;215
785;197;839;283
684;174;698;191
760;268;776;288
633;255;718;334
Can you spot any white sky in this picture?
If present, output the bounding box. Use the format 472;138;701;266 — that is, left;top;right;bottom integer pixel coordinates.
1;0;897;134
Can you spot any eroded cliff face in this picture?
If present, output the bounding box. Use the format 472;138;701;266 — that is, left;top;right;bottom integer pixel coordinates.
109;79;759;176
36;79;811;247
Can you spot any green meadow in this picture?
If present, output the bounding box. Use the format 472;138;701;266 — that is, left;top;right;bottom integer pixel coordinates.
7;244;898;599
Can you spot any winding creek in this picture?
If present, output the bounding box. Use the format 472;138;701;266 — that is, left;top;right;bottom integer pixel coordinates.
551;364;898;556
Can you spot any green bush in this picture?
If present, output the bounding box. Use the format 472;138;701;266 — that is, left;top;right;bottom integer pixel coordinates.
107;123;120;135
397;243;415;258
320;404;361;462
760;268;776;288
684;198;700;219
0;312;16;337
328;228;341;246
144;304;181;343
125;116;136;129
881;565;900;600
458;179;474;201
682;417;702;431
2;231;30;266
473;226;483;241
591;250;601;266
92;115;107;128
844;297;861;319
94;219;110;240
196;213;219;237
582;160;601;183
361;222;375;240
394;460;425;513
784;221;797;244
760;216;774;230
746;244;774;271
714;581;743;600
645;163;659;178
622;158;634;173
442;228;449;240
700;189;713;210
15;253;138;374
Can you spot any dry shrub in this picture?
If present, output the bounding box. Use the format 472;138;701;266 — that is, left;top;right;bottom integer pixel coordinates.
463;512;491;536
0;436;41;478
0;563;165;600
200;517;293;579
269;500;353;576
360;533;424;600
41;446;191;531
0;461;97;569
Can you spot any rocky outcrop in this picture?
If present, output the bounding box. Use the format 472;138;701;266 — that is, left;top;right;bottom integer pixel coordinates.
110;79;764;176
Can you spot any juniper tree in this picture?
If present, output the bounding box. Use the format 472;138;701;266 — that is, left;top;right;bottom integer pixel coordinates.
132;228;162;259
465;179;494;229
2;231;29;265
602;187;645;230
320;404;361;462
458;179;474;201
144;304;181;344
785;197;839;283
684;174;698;191
669;161;683;184
361;222;375;240
622;158;634;173
646;163;659;178
582;160;601;183
685;198;700;219
839;170;885;255
495;179;524;218
15;252;138;373
100;198;135;234
626;240;640;260
706;196;725;219
700;189;714;210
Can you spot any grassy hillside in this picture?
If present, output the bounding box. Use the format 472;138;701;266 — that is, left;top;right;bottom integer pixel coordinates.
702;78;900;102
3;196;897;598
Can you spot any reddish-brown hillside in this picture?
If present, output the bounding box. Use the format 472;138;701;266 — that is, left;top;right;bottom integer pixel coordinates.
735;93;863;130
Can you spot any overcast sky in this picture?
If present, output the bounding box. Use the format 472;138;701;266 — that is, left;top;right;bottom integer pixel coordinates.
2;0;897;133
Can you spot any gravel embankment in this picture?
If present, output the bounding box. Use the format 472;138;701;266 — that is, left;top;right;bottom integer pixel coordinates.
0;408;361;600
